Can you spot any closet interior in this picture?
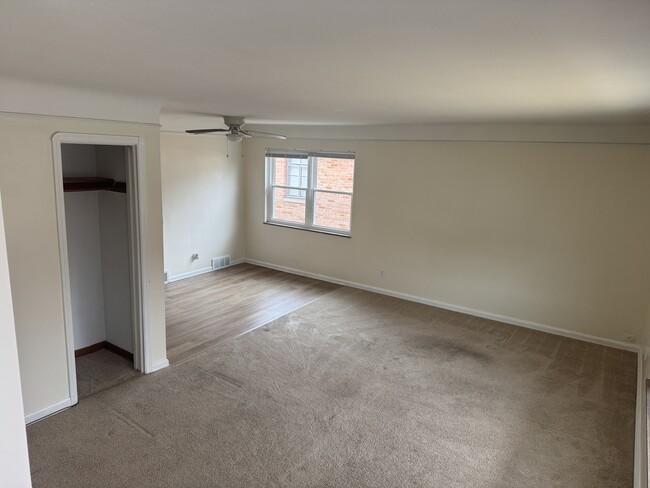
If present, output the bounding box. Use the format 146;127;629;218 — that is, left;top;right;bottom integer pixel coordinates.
61;143;139;399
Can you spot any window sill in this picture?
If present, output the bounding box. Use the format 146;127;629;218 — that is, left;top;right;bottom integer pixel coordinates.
263;220;351;238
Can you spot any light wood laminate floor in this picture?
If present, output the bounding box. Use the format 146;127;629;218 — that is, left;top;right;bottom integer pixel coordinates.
165;263;340;364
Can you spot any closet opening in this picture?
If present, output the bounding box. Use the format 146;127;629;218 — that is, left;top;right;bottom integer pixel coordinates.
52;134;150;408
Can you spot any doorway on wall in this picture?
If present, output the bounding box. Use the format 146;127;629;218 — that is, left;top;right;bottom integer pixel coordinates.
52;134;150;406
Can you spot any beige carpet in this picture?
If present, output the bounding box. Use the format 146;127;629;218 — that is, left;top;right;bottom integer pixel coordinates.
76;349;140;399
27;287;636;487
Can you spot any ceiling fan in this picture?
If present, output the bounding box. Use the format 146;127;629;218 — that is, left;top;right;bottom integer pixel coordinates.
186;116;286;142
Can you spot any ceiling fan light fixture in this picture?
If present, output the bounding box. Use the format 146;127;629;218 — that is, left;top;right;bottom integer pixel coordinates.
226;134;243;143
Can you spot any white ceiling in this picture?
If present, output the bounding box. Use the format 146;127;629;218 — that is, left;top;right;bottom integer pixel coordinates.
1;0;649;125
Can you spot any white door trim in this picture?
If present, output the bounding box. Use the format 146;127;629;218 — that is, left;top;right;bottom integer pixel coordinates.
51;133;151;413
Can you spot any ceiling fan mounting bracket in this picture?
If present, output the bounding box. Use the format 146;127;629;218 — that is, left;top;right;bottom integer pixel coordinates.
223;115;245;128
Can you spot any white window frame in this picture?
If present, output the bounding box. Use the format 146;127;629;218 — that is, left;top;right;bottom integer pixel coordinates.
265;149;355;237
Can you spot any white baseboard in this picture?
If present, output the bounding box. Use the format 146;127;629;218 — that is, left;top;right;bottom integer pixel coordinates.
166;259;246;283
166;266;212;283
245;258;640;353
634;352;647;488
25;397;73;425
149;359;170;373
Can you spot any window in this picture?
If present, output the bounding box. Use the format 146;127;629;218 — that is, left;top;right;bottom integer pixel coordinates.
265;150;355;236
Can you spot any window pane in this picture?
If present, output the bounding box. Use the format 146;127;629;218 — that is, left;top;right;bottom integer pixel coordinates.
300;166;308;188
288;172;301;187
313;191;352;231
287;188;306;198
288;157;308;167
285;158;308;199
315;157;355;192
272;156;307;186
272;187;305;224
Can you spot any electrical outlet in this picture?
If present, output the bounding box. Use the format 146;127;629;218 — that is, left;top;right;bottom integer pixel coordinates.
623;334;637;343
380;270;385;278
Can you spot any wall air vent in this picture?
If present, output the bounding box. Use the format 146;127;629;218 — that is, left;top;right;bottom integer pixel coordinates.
211;255;231;271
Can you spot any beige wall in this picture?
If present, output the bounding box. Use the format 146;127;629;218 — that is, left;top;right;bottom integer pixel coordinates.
0;114;166;418
161;132;245;278
244;137;650;344
0;190;32;487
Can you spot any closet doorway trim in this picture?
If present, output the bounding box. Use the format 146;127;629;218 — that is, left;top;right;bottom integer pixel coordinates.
51;133;151;408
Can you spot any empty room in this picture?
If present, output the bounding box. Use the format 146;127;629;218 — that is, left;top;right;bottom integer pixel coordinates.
1;1;650;487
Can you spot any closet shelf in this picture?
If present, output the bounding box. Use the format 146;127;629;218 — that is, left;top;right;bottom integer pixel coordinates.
112;181;127;193
63;177;127;193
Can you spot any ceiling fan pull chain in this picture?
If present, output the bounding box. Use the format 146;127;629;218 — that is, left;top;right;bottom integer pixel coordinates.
226;139;229;158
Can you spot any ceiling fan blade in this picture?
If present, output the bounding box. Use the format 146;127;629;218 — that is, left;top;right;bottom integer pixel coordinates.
239;131;254;138
242;130;287;140
185;128;230;134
